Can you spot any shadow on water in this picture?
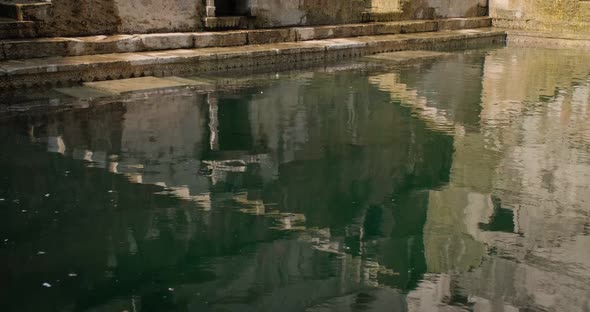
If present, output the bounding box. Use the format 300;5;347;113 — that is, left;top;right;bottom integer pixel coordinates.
1;46;590;311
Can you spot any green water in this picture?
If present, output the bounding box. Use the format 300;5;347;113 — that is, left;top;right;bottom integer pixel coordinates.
1;47;590;312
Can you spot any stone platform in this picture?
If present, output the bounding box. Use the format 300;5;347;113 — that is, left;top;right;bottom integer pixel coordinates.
0;18;505;89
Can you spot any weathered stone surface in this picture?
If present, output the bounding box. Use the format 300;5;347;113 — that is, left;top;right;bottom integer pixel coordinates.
0;17;492;60
69;35;144;56
275;41;327;55
365;50;452;63
400;21;438;34
373;23;402;35
247;29;296;45
37;0;122;37
331;24;376;38
140;33;195;51
84;76;192;94
35;0;202;37
438;17;492;30
55;86;117;99
115;0;201;34
2;38;69;59
204;16;244;30
294;26;336;41
144;49;217;63
0;19;37;40
0;28;507;88
193;32;247;48
323;38;368;50
163;76;213;87
506;30;590;49
490;0;590;33
0;0;491;39
250;0;485;28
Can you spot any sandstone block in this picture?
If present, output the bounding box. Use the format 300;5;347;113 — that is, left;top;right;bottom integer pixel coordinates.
194;32;247;48
438;19;466;30
324;38;368;50
400;21;437;34
2;38;69;59
332;24;375;38
374;23;402;35
247;29;296;45
276;42;326;55
294;26;336;41
140;33;194;51
68;35;143;56
84;76;190;94
142;50;204;65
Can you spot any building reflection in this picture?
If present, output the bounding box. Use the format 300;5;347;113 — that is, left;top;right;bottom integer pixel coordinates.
367;47;590;311
0;70;454;311
1;46;590;311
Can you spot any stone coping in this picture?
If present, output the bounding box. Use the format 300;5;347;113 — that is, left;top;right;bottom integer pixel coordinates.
504;29;590;50
0;28;506;89
0;17;492;60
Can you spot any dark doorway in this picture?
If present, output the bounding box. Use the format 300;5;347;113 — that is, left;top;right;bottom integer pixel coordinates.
214;0;249;16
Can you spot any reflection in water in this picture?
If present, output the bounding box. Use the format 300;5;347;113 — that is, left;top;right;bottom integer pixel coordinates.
0;47;589;311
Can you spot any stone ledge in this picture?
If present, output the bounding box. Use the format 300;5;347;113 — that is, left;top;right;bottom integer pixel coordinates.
0;2;52;21
505;29;590;49
0;28;506;89
0;17;492;60
492;18;590;34
0;18;36;39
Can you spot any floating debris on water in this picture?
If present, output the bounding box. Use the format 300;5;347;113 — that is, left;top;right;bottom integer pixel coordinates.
42;283;52;288
68;273;78;277
37;251;46;255
44;194;50;197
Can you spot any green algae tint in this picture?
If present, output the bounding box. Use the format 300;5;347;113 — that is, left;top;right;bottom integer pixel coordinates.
1;46;590;311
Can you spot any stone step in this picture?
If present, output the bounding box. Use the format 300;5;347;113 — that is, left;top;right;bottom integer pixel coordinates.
204;16;246;30
0;28;506;89
0;0;48;3
0;17;492;60
0;1;51;21
0;17;36;38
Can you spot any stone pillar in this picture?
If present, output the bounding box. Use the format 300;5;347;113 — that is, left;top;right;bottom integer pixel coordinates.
206;0;216;17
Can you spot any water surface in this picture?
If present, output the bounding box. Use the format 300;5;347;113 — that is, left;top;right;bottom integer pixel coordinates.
1;47;590;312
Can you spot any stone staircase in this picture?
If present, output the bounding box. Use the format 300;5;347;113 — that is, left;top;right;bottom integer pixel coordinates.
0;17;492;60
0;0;52;38
0;17;506;89
0;17;35;38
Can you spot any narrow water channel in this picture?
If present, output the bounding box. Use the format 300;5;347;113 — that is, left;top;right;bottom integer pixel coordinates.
1;46;589;311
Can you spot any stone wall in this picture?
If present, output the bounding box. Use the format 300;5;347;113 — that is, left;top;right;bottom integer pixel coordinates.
251;0;367;27
18;0;487;37
29;0;202;37
490;0;590;32
251;0;488;27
